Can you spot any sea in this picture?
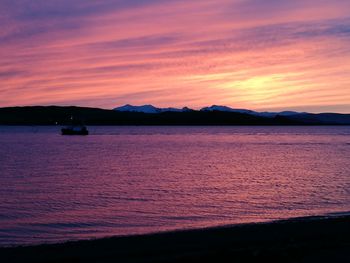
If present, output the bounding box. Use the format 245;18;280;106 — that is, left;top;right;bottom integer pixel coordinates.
0;126;349;246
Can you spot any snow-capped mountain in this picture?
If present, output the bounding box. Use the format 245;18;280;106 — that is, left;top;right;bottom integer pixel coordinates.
200;105;256;115
114;104;160;113
114;104;303;117
114;104;193;113
200;105;302;118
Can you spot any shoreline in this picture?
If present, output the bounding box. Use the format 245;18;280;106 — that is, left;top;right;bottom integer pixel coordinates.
1;214;349;262
1;106;350;126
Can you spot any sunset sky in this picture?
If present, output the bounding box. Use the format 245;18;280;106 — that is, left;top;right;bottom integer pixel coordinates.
1;0;350;112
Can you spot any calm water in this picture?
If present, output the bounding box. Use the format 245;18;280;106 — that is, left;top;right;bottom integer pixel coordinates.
0;126;349;246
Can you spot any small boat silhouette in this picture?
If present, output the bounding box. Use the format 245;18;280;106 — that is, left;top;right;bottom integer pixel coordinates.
61;125;89;135
61;117;89;135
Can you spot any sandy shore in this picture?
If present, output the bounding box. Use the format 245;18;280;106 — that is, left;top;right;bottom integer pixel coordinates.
1;214;349;263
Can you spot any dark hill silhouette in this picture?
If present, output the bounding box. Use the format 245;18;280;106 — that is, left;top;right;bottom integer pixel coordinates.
0;106;349;125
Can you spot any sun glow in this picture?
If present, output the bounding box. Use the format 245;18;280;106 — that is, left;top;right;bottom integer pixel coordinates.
0;0;350;112
232;74;302;100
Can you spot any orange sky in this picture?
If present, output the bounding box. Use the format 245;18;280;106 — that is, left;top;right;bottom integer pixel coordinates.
0;0;350;112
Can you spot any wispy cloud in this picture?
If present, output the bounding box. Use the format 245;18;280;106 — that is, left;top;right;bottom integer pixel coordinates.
0;0;349;112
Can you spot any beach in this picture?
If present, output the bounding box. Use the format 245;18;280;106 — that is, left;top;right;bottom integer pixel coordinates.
1;214;349;263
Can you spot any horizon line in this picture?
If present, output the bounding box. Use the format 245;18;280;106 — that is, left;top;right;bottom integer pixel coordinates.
1;104;349;115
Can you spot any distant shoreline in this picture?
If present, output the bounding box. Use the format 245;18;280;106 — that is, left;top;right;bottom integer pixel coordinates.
1;213;349;262
1;124;350;126
1;106;350;125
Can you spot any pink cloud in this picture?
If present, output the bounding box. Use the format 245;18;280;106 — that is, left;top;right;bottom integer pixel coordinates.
0;0;349;112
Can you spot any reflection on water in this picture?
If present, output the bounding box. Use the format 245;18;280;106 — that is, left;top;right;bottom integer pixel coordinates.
0;126;349;246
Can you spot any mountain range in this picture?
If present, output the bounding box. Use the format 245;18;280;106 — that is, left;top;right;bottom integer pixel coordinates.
0;105;349;125
114;104;304;118
114;104;193;114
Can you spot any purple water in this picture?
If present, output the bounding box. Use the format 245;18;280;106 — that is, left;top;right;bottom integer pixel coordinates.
0;126;349;246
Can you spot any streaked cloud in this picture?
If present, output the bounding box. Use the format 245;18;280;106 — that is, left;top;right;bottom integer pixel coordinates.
0;0;349;112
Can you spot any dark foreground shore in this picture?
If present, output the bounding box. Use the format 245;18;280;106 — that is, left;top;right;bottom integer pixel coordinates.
1;215;349;263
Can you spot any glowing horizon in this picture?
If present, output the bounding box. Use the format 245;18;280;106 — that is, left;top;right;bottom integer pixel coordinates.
1;0;350;113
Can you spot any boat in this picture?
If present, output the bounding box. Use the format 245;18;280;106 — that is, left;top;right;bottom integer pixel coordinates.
61;125;89;135
61;116;89;135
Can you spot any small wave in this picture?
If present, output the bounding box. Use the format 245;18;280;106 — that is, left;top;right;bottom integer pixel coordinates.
161;215;206;221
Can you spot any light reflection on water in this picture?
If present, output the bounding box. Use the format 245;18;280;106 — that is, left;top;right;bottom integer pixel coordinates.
0;126;349;246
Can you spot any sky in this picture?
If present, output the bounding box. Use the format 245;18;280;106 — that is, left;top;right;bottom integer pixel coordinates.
0;0;350;112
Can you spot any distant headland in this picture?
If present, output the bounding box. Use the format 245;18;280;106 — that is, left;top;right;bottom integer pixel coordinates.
0;104;349;125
